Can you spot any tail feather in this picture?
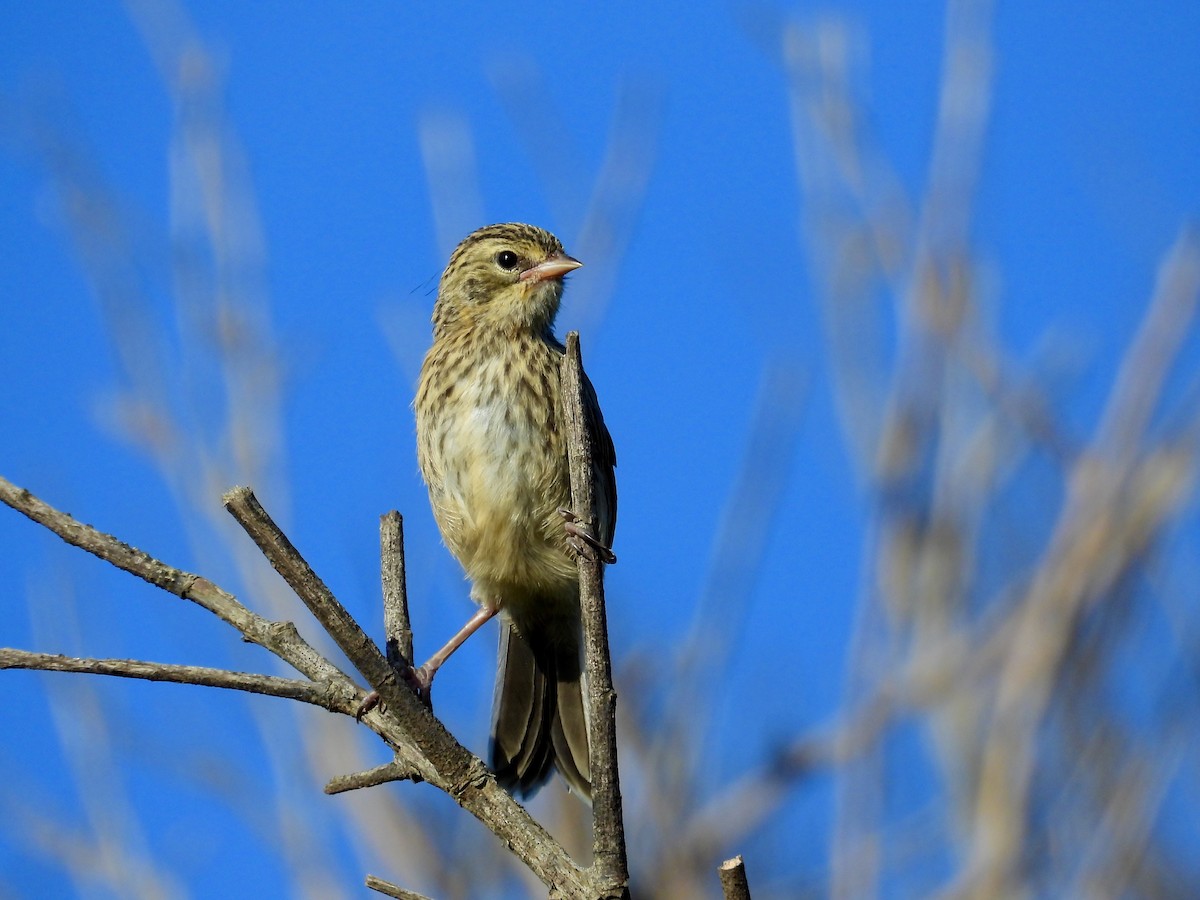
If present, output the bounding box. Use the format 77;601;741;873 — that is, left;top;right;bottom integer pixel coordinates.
490;621;591;799
550;672;590;794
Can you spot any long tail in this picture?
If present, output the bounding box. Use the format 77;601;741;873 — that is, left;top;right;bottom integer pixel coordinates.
490;621;591;799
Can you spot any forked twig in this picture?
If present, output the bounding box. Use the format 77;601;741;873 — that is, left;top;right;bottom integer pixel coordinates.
0;471;620;898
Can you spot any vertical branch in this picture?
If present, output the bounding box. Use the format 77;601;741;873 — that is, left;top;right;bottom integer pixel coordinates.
561;332;629;898
380;511;414;669
718;856;753;900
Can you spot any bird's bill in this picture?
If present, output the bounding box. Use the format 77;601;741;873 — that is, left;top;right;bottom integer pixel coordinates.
519;254;583;284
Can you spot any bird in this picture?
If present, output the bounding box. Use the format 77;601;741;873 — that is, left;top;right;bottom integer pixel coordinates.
412;222;617;799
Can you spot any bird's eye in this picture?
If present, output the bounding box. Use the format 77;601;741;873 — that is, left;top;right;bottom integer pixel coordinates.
496;250;520;270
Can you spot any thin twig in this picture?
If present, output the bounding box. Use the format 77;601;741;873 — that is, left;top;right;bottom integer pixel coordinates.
2;475;595;895
324;760;422;795
364;874;434;900
562;332;629;898
0;649;356;710
221;486;595;897
718;855;753;900
0;476;439;786
223;486;389;684
0;475;343;686
380;511;414;669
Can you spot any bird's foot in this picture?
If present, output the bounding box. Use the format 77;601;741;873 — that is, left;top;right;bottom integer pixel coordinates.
558;507;617;564
403;663;436;709
353;664;435;721
355;690;382;721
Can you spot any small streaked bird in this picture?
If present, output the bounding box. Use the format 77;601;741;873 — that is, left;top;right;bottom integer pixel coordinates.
412;223;617;799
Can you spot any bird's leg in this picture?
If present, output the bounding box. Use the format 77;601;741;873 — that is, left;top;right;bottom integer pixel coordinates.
558;507;617;564
405;605;499;707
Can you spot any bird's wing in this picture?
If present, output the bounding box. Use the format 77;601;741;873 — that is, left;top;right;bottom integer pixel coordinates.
581;369;617;547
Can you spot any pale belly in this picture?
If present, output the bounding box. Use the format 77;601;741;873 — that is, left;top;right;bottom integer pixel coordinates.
425;396;577;600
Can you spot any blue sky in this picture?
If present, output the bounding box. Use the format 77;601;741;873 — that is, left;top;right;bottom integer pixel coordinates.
3;2;1199;896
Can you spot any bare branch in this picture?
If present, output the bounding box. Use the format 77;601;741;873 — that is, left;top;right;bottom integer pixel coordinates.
324;761;422;795
220;486;596;896
0;475;344;686
0;649;355;711
223;486;386;681
365;874;434;900
380;511;414;669
2;475;598;895
562;332;629;898
718;856;753;900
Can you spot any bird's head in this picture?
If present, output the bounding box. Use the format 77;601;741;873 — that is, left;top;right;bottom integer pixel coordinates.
433;223;582;337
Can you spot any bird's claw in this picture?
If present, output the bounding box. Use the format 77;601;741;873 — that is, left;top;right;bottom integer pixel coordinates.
355;690;382;721
558;507;617;564
356;652;436;718
403;664;435;710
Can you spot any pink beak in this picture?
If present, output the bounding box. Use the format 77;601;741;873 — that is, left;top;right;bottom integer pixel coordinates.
519;253;583;284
